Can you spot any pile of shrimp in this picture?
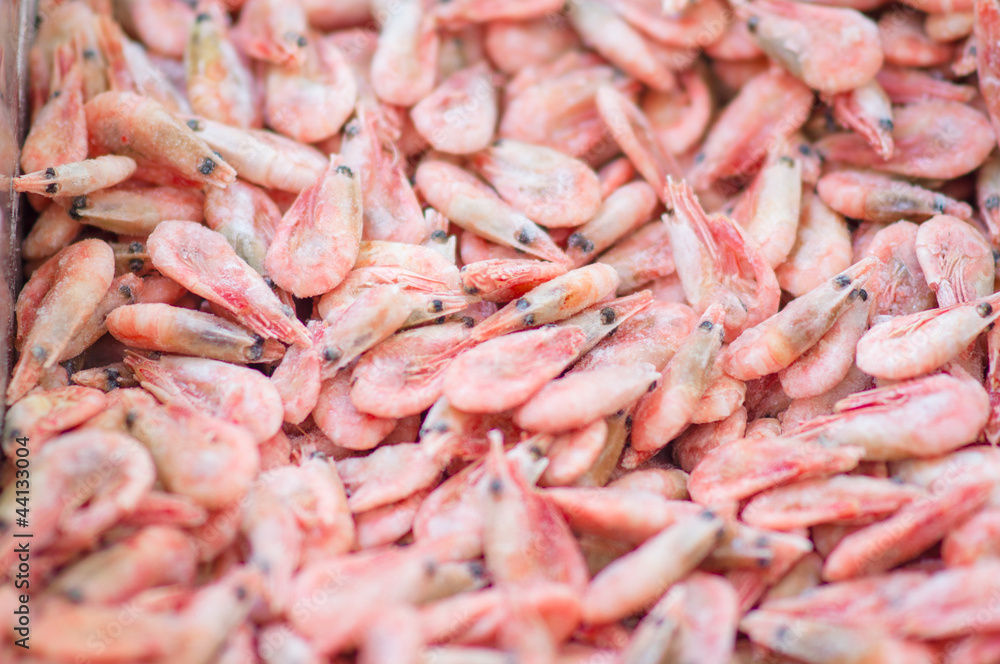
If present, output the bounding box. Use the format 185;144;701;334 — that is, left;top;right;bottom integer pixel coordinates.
10;0;1000;661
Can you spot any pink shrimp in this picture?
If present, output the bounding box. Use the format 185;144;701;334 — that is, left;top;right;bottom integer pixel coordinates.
914;214;995;307
664;178;780;341
644;69;713;156
265;157;362;297
410;61;497;154
231;0;308;66
817;169;973;223
13;154;136;198
85;91;237;188
148;220;311;346
184;2;260;129
471;139;603;228
370;0;439;106
265;36;357;143
815;100;994;180
9;240;115;403
743;0;883;93
416;160;569;263
687;68;813;190
828;79;895;160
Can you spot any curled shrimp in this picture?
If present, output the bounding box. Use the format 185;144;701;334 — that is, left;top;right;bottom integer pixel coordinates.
856;292;1000;380
742;0;883;93
816;100;994;180
265;157;362;298
9;239;114;403
0;430;155;560
687;68;813;191
265;37;357;143
914;214;994;307
204;179;280;275
20;53;87;187
732;144;802;269
411;61;498;155
125;352;284;443
232;0;308;66
13;155;136;198
470;139;603;228
120;390;260;508
350;321;475;419
371;0;439;106
2;385;107;456
85;91;237;188
148;220;311;346
567;0;676;92
107;303;285;364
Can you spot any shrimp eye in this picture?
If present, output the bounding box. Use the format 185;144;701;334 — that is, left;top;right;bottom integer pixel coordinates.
186;119;202;131
778;156;794;167
336;165;354;178
82;48;97;60
45;183;59;194
523;314;536;326
129;258;145;273
648;381;658;392
63;588;85;604
296;35;308;48
516;228;533;245
234;586;247;601
747;15;759;32
463;284;479;295
857;289;868;301
44;167;56;178
798;144;811;156
516;298;530;310
69;196;88;219
195;12;210;21
430;230;448;242
933;196;946;214
624;415;633;430
128;241;144;253
568;232;594;254
345;122;360;137
248;335;265;361
600;307;616;325
488;478;503;496
699;320;714;331
198;157;217;175
978;302;994;318
119;284;133;300
693;152;706;164
878;118;894;131
31;345;48;361
323;348;341;363
987;196;1000;211
462;316;475;327
833;274;851;289
430;299;444;313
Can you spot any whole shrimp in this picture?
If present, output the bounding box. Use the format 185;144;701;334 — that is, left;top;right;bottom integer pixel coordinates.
815;100;994;180
231;0;308;66
411;61;498;155
370;0;439;107
2;385;107;456
67;182;206;236
13;155;136;198
470;139;602;228
742;0;883;93
85;91;237;188
663;178;780;341
184;2;260;129
723;256;878;381
186;116;327;192
125;352;284;442
9;239;114;403
0;430;155;564
827;79;895;160
914;214;995;307
204;179;280;275
107;303;285;364
817;169;973;223
265;157;362;298
120;390;259;508
148;220;311;346
265;37;357;143
415;159;569;263
731;144;802;269
856;292;1000;380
